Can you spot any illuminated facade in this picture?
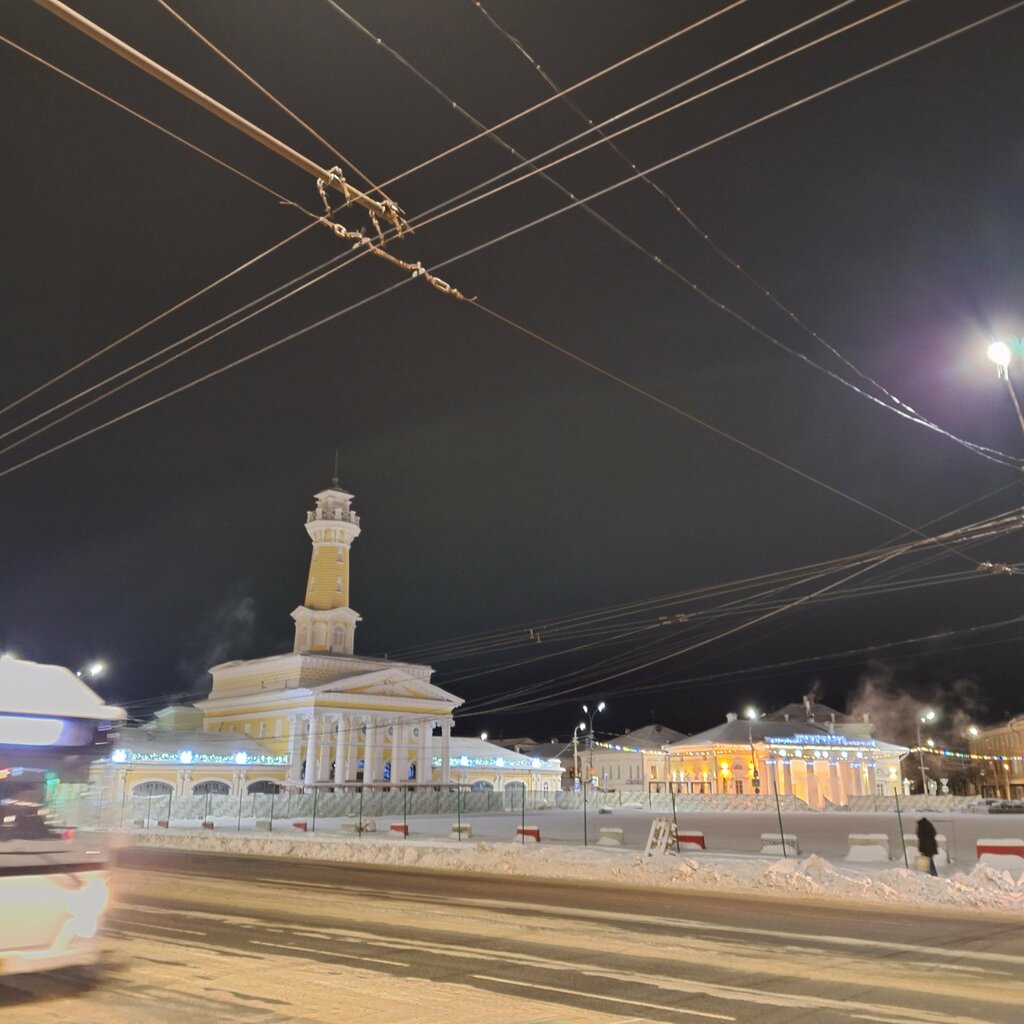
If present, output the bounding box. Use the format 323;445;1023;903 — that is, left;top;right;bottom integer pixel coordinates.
588;725;687;790
103;478;561;797
968;716;1024;799
664;704;908;809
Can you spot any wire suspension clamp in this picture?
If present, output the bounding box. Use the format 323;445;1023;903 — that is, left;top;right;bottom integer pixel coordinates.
316;170;472;301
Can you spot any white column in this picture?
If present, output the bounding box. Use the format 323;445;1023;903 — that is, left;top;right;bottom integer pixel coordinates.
344;718;360;783
829;761;842;805
417;719;431;786
781;760;793;796
805;761;819;808
363;716;377;785
316;715;333;784
286;716;302;786
851;762;863;796
764;759;777;797
393;720;407;785
440;719;452;785
304;714;318;789
334;714;345;788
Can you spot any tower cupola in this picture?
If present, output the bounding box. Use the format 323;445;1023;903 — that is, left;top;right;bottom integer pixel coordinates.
290;473;362;655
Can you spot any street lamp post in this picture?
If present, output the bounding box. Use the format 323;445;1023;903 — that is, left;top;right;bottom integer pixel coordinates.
745;706;760;795
572;722;586;789
917;709;936;793
581;702;606;788
986;338;1024;441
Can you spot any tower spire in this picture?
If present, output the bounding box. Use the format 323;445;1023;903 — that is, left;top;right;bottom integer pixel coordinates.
332;448;340;488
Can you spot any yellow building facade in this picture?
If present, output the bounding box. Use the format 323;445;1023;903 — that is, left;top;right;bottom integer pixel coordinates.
103;476;562;800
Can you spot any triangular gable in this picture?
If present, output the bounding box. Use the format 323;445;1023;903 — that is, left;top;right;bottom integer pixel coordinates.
308;667;463;707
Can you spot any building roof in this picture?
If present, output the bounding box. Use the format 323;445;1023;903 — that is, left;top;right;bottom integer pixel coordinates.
444;735;563;771
0;654;125;722
766;700;851;724
664;715;907;753
608;723;687;749
111;726;285;766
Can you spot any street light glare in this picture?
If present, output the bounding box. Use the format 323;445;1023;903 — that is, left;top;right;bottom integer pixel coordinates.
582;704;588;714
578;722;586;732
987;339;1012;371
921;709;936;723
480;732;488;741
87;661;106;679
745;706;758;720
597;701;606;712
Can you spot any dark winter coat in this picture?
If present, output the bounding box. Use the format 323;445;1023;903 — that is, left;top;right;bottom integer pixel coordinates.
916;817;938;857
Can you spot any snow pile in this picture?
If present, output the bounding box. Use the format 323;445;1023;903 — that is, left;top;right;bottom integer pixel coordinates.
125;830;1024;911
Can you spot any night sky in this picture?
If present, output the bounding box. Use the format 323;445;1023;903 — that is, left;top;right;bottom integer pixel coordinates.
2;0;1023;745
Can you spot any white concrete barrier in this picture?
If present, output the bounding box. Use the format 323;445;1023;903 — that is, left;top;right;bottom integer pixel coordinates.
254;818;272;831
977;838;1024;870
675;830;706;851
597;827;625;846
761;833;798;856
903;832;949;865
846;833;890;862
451;823;472;838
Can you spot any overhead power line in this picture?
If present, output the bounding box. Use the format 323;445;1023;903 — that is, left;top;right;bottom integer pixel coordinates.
472;0;1022;472
4;0;1020;520
33;0;405;233
0;0;885;449
154;0;382;195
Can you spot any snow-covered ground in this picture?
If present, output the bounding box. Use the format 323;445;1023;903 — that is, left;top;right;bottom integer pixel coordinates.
123;810;1024;913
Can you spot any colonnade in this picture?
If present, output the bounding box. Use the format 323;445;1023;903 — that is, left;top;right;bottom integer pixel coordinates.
286;712;452;789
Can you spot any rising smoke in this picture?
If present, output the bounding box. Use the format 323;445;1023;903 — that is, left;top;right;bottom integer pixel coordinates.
845;660;988;744
178;595;258;691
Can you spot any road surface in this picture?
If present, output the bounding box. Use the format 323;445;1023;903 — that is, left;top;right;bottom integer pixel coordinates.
3;847;1023;1023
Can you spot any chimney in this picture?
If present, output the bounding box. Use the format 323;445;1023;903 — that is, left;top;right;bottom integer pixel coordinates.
831;712;836;724
784;712;790;722
726;712;738;723
862;713;870;724
826;721;835;735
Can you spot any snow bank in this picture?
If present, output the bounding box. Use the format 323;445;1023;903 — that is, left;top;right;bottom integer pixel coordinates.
124;830;1024;912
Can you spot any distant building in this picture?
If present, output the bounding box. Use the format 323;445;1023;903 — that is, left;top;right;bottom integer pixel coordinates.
968;715;1024;799
588;724;688;791
664;699;908;808
102;476;561;798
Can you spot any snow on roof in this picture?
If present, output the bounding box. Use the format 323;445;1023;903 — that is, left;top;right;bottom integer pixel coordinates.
0;654;125;721
445;735;563;770
608;723;688;749
116;727;277;759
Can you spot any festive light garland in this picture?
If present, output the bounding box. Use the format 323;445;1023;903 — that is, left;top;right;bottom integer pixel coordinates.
909;745;1024;763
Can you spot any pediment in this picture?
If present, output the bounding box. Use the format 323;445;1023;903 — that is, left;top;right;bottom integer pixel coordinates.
310;668;463;707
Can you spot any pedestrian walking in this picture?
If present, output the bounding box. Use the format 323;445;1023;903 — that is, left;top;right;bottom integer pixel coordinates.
916;816;939;876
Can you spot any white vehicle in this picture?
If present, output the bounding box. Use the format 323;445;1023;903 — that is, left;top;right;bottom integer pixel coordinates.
0;655;125;976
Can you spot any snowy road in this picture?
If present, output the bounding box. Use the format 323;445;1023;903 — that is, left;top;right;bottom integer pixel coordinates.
3;848;1024;1024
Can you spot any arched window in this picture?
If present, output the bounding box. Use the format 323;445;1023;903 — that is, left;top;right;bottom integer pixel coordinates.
298;626;309;650
193;780;230;795
247;780;280;794
471;780;494;791
332;626;344;650
336;548;345;562
313;623;327;648
383;762;392;782
132;781;173;797
335;579;343;593
408;762;416;780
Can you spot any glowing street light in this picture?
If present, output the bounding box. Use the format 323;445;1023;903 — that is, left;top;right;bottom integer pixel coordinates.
987;339;1012;379
76;661;106;680
572;722;587;788
582;702;606;785
985;337;1024;442
480;732;488;741
916;708;937;793
745;707;760;794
